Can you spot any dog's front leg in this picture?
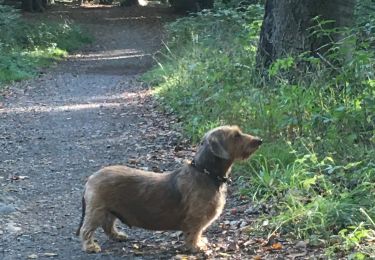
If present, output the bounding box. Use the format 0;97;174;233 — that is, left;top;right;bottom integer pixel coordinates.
184;229;209;252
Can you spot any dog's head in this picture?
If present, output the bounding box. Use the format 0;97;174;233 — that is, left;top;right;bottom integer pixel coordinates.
199;125;262;161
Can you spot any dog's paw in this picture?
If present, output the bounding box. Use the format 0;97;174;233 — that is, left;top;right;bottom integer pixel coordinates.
200;236;208;246
83;242;101;253
111;231;128;242
197;238;209;251
187;240;209;253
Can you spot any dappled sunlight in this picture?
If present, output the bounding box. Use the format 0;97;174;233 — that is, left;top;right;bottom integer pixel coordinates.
0;90;151;115
138;0;149;6
0;102;122;114
79;4;116;9
70;49;149;61
104;15;162;21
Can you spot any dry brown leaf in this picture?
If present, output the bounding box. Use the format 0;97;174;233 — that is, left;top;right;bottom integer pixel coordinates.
174;254;189;260
271;242;282;250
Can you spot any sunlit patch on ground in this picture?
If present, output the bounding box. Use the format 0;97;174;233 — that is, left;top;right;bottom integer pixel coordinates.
70;49;148;61
0;89;152;114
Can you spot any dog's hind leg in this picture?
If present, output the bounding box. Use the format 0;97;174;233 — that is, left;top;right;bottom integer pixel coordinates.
79;207;103;253
102;212;128;241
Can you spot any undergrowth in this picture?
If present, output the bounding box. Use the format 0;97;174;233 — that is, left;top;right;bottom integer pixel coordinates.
143;2;375;258
0;4;91;85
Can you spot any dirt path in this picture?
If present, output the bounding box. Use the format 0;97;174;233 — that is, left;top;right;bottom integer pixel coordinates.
0;4;319;260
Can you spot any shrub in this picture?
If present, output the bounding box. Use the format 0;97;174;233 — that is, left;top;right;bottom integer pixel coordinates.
0;4;91;85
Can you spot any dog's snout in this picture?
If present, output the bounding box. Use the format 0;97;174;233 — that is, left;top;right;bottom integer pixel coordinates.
253;137;263;146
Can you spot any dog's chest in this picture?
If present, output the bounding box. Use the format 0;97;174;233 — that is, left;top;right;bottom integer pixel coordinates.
197;186;227;223
209;187;227;217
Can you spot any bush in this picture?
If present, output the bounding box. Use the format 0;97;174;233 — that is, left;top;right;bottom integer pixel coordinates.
0;4;91;85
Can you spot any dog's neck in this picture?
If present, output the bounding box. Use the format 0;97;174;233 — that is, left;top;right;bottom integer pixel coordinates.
191;146;233;187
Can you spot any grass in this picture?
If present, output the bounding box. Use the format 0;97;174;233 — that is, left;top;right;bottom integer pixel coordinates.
143;3;375;258
0;4;92;86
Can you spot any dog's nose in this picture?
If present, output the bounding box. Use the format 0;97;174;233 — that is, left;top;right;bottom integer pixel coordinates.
253;137;263;146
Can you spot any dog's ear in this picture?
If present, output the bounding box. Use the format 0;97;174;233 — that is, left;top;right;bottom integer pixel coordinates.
207;134;230;159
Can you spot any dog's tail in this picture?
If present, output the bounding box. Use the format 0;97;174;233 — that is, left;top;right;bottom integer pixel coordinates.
76;194;86;236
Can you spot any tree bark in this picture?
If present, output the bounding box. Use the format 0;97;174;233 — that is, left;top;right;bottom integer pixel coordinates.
22;0;34;11
22;0;46;12
257;0;355;69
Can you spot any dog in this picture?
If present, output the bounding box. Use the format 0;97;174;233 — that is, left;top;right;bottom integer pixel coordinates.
76;125;262;253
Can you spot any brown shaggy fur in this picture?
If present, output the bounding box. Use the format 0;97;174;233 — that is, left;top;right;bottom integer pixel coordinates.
77;125;262;253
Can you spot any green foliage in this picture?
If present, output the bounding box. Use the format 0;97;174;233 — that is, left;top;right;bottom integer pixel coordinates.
146;6;263;141
326;222;375;259
143;2;375;257
0;5;92;85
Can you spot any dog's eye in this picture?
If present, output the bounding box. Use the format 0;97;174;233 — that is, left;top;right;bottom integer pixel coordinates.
235;132;241;138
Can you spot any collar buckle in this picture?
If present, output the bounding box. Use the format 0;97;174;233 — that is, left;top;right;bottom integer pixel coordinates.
190;159;229;186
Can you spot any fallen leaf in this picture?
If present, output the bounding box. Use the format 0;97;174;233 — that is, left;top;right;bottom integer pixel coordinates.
240;225;253;233
10;175;29;181
295;240;307;249
226;241;239;251
253;255;262;260
287;250;307;259
132;249;143;255
243;239;255;247
271;242;282;250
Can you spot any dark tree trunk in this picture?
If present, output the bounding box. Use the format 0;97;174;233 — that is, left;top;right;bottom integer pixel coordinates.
170;0;214;13
22;0;47;12
119;0;138;6
257;0;355;69
22;0;34;11
198;0;214;10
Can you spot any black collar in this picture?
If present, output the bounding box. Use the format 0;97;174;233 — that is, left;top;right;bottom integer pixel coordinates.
190;159;231;187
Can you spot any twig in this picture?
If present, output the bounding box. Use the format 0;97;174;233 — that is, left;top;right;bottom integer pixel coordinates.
315;52;341;72
360;208;375;229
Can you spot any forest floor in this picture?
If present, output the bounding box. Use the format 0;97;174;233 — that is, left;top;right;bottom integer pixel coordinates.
0;3;323;259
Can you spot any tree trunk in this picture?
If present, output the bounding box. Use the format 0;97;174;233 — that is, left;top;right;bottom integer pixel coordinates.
22;0;46;12
257;0;355;69
22;0;34;11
